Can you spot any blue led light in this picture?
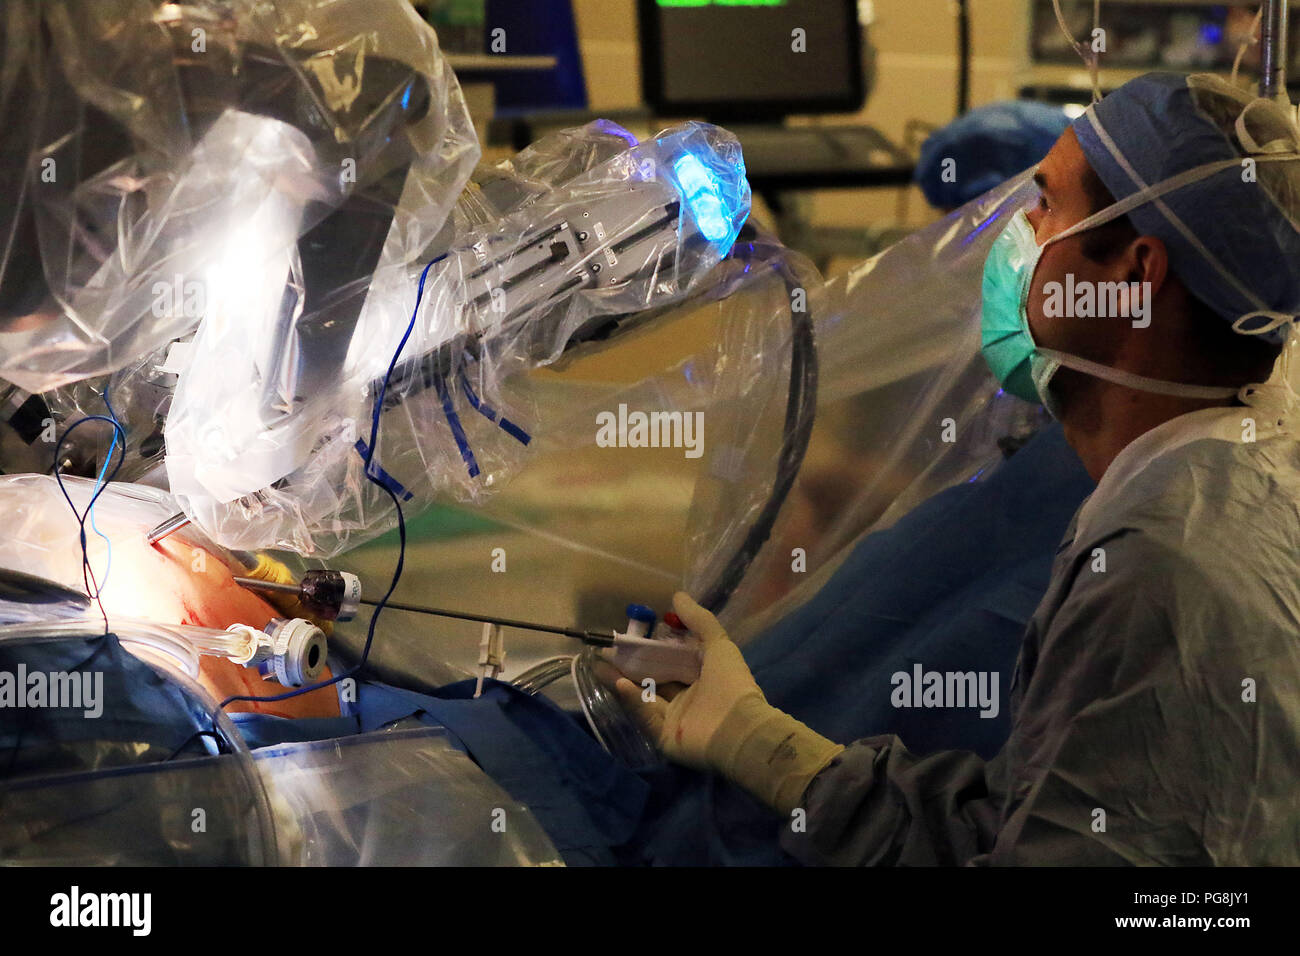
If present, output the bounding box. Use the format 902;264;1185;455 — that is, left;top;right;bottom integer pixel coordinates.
672;153;732;244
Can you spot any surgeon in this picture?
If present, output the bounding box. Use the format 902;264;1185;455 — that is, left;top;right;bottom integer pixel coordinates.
613;73;1300;865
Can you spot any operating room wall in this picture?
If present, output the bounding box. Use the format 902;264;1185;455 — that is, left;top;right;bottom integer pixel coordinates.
572;0;1027;239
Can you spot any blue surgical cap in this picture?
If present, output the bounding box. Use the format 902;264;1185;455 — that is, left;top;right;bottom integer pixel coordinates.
917;101;1072;209
1071;72;1300;344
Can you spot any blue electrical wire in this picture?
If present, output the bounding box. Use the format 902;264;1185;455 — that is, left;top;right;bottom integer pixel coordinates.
219;258;437;709
52;410;127;636
86;386;121;591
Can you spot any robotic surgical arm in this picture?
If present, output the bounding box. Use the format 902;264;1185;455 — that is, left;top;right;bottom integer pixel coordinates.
162;121;752;557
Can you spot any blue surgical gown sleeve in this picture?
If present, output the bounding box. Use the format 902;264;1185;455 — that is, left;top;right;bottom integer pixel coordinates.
780;523;1284;866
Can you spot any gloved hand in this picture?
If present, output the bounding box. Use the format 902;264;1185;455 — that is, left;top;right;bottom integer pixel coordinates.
612;592;843;815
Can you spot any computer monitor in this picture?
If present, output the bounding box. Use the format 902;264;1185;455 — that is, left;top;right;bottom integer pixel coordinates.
637;0;865;121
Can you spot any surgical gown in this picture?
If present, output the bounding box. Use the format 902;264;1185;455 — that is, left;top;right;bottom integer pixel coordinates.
780;406;1300;865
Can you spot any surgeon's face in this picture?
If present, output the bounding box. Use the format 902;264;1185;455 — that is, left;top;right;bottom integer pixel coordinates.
1023;128;1132;368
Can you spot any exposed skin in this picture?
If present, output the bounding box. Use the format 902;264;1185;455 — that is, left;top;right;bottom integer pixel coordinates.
57;520;340;719
147;536;341;718
1025;128;1236;482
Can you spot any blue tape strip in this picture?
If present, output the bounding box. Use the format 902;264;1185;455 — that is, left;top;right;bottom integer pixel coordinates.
435;372;480;479
458;371;532;446
353;439;415;501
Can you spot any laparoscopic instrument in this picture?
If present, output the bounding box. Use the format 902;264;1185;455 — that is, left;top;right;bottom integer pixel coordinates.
230;570;703;691
147;523;524;650
232;569;619;645
145;512;192;546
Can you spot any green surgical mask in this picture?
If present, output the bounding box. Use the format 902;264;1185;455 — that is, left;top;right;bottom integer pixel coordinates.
979;209;1044;406
979;207;1238;418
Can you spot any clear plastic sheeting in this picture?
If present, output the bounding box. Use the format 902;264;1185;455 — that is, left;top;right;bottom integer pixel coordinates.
0;629;558;865
411;172;1044;637
0;473;236;589
333;167;1036;651
0;752;279;865
168;119;752;557
38;344;177;485
302;158;1300;660
11;122;648;485
254;727;564;866
371;171;1047;648
720;172;1051;633
3;727;565;865
0;0;479;393
0;626;280;865
720;164;1300;635
331;217;825;671
0;568;93;625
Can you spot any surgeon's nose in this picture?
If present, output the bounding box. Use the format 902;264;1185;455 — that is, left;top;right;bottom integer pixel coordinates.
1025;203;1045;235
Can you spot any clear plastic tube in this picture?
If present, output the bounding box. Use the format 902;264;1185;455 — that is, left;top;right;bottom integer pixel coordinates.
158;620;258;664
571;648;660;771
0;620;201;677
511;656;576;695
0;617;260;673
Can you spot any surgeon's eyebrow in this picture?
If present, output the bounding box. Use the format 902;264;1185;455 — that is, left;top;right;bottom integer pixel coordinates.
1033;170;1049;194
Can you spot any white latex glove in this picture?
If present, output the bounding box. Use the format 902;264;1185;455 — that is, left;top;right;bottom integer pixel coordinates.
612;592;843;815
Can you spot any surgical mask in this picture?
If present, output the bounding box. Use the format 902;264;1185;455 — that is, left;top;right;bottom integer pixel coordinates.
980;206;1239;419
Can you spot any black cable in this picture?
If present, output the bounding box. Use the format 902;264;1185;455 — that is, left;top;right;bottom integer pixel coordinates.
163;728;227;762
957;0;971;117
695;239;818;614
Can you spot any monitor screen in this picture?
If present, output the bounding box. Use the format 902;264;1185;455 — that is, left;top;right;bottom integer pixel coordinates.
638;0;864;120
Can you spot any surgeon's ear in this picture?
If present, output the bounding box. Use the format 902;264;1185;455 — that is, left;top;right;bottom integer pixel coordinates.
1127;235;1169;295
